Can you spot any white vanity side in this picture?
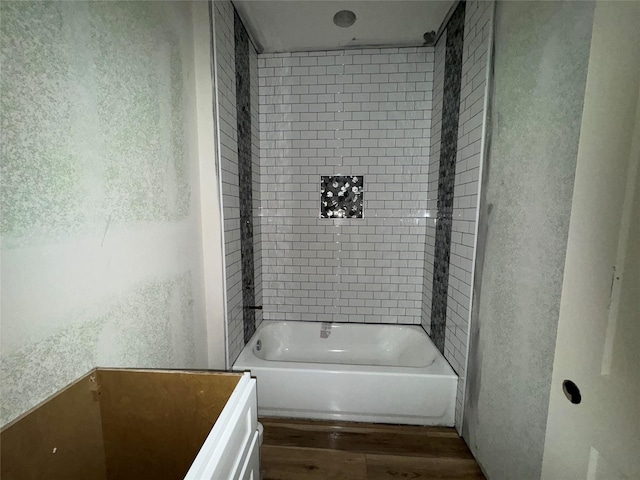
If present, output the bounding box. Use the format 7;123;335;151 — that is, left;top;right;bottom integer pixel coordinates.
185;372;259;480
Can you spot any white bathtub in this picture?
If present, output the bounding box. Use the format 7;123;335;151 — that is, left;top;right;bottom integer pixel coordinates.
232;321;458;426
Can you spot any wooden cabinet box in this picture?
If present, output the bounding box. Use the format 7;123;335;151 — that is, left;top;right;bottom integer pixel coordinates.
0;369;259;480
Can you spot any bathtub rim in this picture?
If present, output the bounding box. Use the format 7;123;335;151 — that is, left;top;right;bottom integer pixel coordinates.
233;320;457;378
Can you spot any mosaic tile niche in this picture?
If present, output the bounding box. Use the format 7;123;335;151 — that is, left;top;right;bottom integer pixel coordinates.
320;176;364;219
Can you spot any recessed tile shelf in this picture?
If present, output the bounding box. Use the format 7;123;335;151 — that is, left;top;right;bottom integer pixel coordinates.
320;175;364;219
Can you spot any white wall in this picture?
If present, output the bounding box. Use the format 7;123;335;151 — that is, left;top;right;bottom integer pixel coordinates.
0;1;221;426
258;47;434;324
542;2;640;476
463;1;595;478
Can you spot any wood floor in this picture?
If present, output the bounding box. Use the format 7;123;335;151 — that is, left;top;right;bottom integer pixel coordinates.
260;417;485;480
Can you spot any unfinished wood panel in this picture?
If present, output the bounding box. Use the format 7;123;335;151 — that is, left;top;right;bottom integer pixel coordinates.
365;454;486;479
0;371;107;480
261;417;474;459
97;369;240;480
261;445;368;480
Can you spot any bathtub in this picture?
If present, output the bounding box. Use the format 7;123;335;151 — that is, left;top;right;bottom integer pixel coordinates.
232;321;458;426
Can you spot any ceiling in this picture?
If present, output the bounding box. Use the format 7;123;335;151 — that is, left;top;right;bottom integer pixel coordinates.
232;1;455;53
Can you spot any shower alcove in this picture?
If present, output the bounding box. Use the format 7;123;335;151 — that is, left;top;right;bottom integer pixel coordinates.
213;0;492;431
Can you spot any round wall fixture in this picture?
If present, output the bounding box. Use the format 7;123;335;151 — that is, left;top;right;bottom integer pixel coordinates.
333;10;356;28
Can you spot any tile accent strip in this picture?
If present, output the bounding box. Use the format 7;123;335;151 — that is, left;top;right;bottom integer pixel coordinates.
234;9;256;343
430;0;466;353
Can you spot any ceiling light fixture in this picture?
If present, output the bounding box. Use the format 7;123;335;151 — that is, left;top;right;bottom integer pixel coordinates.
333;10;356;28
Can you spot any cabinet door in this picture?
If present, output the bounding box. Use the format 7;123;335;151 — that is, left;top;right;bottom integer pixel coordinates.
185;373;258;480
238;431;260;480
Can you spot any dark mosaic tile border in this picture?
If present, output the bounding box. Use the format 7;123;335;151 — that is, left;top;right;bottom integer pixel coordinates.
320;176;364;218
430;0;466;354
234;9;256;344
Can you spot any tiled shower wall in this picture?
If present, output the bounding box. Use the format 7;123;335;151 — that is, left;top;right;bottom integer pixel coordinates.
258;48;434;323
213;0;261;364
422;31;447;337
448;0;492;430
234;9;256;343
430;0;466;354
423;0;493;431
250;31;262;340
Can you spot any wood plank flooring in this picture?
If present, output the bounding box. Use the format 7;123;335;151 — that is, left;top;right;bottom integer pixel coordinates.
260;418;485;480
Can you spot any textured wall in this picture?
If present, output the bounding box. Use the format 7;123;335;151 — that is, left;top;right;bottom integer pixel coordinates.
259;48;433;324
463;1;595;479
0;1;211;426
